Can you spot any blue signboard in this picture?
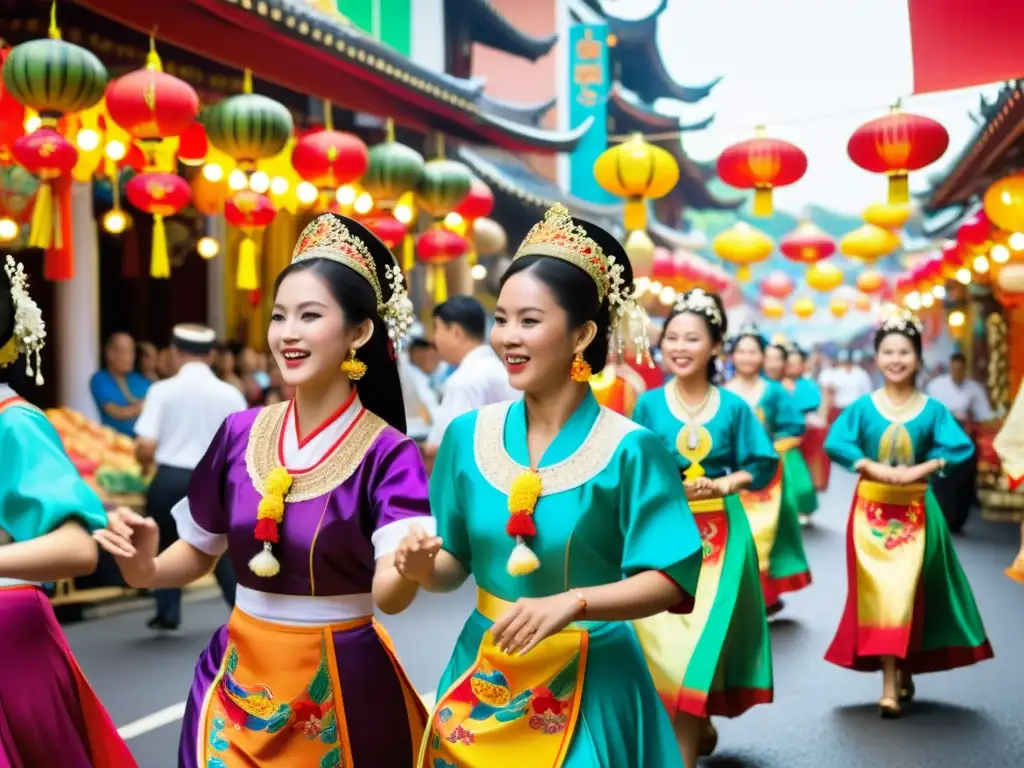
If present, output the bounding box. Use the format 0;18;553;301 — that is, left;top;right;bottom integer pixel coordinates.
568;23;616;205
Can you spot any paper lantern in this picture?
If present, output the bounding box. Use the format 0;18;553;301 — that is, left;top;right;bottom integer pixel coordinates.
191;171;226;216
291;128;369;189
362;213;407;249
202;70;293;171
716;126;807;217
651;247;674;286
779;220;835;265
594;133;679;230
792;297;815;319
806;262;843;292
762;297;785;319
856;270;887;295
712;221;774;281
847;109;949;204
994;264;1024;308
11;129;76;250
417;228;469;303
415;159;472;219
984;173;1024;234
854;294;872;312
225;190;276;290
940;240;965;277
125;172;191;278
473;217;507;257
830;298;849;318
454;177;495;221
177;121;208;166
839;224;901;263
863;202;911;230
957;210;993;253
0;48;26;162
362;138;425;207
761;270;794;300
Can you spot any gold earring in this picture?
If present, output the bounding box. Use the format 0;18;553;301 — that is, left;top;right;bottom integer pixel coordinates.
340;348;367;381
570;352;592;383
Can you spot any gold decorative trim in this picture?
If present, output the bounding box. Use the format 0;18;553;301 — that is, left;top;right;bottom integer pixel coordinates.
665;382;721;425
870;390;928;424
245;402;387;502
473;402;640;495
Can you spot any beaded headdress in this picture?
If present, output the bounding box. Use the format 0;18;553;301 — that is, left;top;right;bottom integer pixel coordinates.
879;308;924;338
515;203;651;364
0;255;46;385
292;214;414;350
673;288;724;331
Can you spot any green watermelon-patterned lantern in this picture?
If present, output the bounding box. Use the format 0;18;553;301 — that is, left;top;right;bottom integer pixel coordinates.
202;70;293;175
415;158;472;221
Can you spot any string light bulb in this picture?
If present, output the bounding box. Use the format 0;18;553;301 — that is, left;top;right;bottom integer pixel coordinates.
197;236;220;259
0;217;18;243
102;209;128;234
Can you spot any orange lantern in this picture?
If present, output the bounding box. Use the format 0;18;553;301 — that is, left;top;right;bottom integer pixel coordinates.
984;173;1024;234
856;269;887;295
839;224;901;263
125;171;191;278
761;297;785;319
191;171;226;215
779;221;835;265
847;109;949;205
761;270;794;300
716;126;807;217
863;202;911;230
712;221;774;281
806;262;843;292
854;294;872;312
225;190;276;290
792;296;815;320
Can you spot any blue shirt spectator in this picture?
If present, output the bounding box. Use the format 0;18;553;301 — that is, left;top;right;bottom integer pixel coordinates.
90;332;150;435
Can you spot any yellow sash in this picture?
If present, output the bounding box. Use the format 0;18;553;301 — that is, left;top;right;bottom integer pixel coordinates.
419;589;589;768
773;435;803;452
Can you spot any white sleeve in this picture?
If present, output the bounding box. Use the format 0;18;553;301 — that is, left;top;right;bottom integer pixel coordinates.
133;385;162;439
171;497;229;556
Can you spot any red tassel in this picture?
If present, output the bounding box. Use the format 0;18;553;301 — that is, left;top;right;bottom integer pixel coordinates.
254;518;279;543
44;177;74;281
506;514;536;537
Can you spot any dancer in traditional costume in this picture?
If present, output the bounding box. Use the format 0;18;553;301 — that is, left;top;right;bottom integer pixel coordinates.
396;204;704;768
0;255;136;767
95;214;429;767
724;330;812;614
824;310;993;718
785;345;831;496
994;380;1024;583
631;289;778;768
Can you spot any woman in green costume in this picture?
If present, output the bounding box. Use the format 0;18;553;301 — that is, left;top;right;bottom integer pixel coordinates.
631;289;778;768
396;204;704;768
724;329;812;615
783;345;831;504
824;310;992;718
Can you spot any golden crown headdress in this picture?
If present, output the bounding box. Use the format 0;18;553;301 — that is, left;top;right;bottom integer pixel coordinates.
673;288;724;330
0;255;46;385
880;308;924;337
515;203;653;365
291;214;414;350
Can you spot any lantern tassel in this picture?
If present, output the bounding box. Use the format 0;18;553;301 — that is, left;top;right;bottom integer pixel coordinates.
737;265;753;282
624;197;646;232
44;178;73;281
402;234;415;274
433;265;448;304
888;173;910;205
753;187;774;217
150;214;171;279
237;233;259;291
466;241;477;268
29;182;55;250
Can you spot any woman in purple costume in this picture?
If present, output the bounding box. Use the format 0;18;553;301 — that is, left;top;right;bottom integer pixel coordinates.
95;214;430;768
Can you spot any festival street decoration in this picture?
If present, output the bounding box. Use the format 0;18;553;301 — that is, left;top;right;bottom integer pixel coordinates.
716;126;807;217
593;132;680;230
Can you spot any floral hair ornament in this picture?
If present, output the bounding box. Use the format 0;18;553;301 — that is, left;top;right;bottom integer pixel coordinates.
0;255;46;385
879;308;924;338
673;287;724;332
291;214;415;353
515;203;654;368
249;466;293;577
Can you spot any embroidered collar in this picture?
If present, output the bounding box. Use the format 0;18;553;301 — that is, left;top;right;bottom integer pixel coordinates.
665;382;721;425
870;389;928;424
288;388;359;450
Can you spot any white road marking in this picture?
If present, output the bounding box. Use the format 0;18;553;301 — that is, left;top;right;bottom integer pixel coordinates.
116;692;438;741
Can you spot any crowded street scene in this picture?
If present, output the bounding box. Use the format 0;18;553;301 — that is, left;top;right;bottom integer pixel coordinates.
1;0;1023;766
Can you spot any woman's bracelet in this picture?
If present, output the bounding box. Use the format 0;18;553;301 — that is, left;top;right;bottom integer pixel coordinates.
569;588;588;619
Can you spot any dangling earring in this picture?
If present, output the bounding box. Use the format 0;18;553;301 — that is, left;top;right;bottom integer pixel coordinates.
570;352;591;382
340;348;367;381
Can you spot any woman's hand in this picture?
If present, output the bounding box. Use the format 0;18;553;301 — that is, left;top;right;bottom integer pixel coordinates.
394;523;443;584
684;477;714;501
490;592;583;656
92;508;159;588
708;476;734;498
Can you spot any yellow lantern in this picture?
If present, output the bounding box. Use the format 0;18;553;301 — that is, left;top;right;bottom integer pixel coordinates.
830;298;849;318
839;223;901;263
806;262;844;292
761;298;785;319
712;221;774;282
983;173;1024;234
594;133;679;231
863;202;911;230
792;296;815;319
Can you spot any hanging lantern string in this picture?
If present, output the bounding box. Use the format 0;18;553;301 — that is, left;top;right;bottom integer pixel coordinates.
606;86;999;143
323;99;333;132
48;0;61;39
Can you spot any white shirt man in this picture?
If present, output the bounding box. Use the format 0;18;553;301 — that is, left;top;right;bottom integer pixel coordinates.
820;355;873;410
926;356;993;424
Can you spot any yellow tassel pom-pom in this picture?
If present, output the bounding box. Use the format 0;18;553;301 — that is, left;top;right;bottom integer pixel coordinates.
249;542;281;577
257;495;285;523
507;536;540;576
265;467;293;497
508;470;542;514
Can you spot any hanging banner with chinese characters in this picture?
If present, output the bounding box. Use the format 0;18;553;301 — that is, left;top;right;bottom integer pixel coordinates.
567;23;615;205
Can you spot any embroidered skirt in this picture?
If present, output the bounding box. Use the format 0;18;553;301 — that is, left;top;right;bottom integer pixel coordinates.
424;589;682;767
634;496;773;721
825;480;994;673
181;607;426;768
0;585;136;767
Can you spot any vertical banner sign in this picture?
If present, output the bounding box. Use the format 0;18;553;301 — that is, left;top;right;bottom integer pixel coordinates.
568;23;615;204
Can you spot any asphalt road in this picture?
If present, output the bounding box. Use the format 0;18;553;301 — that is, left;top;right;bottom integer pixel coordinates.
66;469;1024;767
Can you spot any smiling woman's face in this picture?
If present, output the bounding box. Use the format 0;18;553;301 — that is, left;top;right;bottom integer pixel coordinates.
731;336;764;377
876;332;918;387
661;312;716;381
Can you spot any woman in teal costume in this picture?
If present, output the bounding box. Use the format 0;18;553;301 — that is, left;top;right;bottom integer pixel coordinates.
724;330;812;614
824;310;992;718
631;290;777;768
784;344;831;505
396;204;703;768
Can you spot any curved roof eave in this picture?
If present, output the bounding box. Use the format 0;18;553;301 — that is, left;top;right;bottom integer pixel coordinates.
476;94;558;126
462;0;558;61
477;113;595;154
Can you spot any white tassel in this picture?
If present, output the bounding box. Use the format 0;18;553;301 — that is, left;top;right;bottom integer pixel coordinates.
248;541;280;578
506;536;540;576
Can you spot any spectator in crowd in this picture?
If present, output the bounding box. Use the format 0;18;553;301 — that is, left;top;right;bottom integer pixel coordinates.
89;332;150;436
136;341;159;382
819;348;872;423
213;343;245;393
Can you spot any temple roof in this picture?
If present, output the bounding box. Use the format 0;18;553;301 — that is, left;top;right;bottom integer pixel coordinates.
457;0;558;61
77;0;590;153
609;84;713;132
924;82;1024;212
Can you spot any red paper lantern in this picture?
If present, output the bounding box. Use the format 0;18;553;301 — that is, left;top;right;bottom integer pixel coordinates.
716;127;807;217
362;214;407;249
106;57;199;142
12;128;77;252
940;240;965;275
894;272;915;295
0;48;25;163
125;172;191;278
454;177;495;220
417;228;468;304
177;121;208;166
847;110;949;205
225;190;276;291
779;221;835;265
650;247;674;284
761;270;794;300
956;211;992;252
291;129;369;189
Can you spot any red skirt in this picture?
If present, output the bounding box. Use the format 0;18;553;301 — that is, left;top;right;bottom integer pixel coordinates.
801;424;830;492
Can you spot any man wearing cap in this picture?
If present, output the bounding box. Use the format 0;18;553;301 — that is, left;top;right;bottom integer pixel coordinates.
134;324;247;631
